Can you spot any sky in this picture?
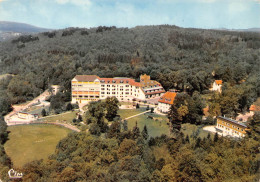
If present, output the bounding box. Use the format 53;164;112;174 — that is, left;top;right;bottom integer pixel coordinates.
0;0;259;29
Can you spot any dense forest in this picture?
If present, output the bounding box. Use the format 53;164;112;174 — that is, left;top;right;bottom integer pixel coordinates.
1;111;259;181
0;25;260;181
0;25;259;107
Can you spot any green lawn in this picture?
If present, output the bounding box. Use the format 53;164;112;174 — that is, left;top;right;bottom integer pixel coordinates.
118;108;146;119
40;111;78;123
5;124;71;168
127;112;170;137
181;123;212;138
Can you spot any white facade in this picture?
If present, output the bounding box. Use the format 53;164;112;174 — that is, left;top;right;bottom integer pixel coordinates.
216;124;246;138
71;76;147;104
216;116;247;138
158;102;171;113
99;82;145;101
212;81;222;92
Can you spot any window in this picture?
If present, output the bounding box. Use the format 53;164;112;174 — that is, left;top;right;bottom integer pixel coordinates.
112;92;116;94
126;85;129;87
107;85;110;87
112;80;116;83
101;92;105;94
120;80;124;83
101;88;105;90
107;92;110;94
101;85;105;87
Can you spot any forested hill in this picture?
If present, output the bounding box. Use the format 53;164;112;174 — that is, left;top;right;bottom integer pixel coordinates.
0;25;259;105
0;21;52;41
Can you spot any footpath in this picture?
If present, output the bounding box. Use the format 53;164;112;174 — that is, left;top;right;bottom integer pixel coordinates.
124;110;150;120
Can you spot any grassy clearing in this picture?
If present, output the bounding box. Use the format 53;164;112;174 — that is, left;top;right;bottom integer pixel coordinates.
40;111;78;123
181;123;212;138
118;108;146;119
5;124;71;168
127;112;170;137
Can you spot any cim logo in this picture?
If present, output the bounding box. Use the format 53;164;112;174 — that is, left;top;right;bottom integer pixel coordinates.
8;169;23;179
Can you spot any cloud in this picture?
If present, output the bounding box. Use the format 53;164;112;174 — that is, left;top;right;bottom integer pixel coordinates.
55;0;91;6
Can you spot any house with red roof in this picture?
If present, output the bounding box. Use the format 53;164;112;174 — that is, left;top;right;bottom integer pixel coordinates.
211;80;223;92
249;105;260;115
157;91;177;113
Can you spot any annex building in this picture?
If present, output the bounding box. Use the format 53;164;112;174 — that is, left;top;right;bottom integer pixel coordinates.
157;91;177;113
216;116;247;138
211;80;222;92
71;74;165;104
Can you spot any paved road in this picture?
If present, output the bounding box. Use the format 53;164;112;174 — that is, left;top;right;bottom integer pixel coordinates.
4;90;51;125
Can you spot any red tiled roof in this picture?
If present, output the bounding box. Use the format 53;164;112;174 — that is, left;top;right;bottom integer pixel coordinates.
74;75;100;82
249;105;260;111
215;80;222;85
158;91;177;105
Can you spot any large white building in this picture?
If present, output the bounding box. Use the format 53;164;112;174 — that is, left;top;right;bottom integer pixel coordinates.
71;74;165;104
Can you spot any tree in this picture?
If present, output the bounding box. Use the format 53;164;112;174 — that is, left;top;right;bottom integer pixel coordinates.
136;103;140;109
78;114;83;122
50;92;66;114
66;103;73;111
0;116;8;144
132;122;140;139
107;121;121;138
168;105;182;132
72;118;77;123
123;120;128;131
41;109;47;117
0;96;12;116
89;123;101;136
185;135;190;143
146;105;150;111
105;97;120;121
150;108;154;113
141;125;149;140
195;137;201;148
214;132;219;142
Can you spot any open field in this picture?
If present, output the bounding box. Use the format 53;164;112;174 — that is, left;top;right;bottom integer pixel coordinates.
5;124;71;168
40;111;78;123
127;112;170;137
181;123;212;138
118;108;146;119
